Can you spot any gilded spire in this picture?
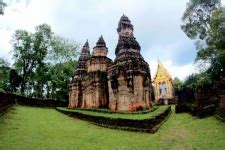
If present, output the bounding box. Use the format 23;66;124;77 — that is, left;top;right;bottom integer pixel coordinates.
153;60;172;81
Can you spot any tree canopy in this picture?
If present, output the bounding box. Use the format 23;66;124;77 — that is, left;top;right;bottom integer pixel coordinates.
0;0;6;15
181;0;221;41
181;0;225;88
5;23;80;100
0;58;10;92
172;77;183;91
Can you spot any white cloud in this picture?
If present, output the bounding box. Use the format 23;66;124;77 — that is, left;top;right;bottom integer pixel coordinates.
0;0;59;60
149;60;197;81
0;29;13;58
0;0;203;79
223;0;225;5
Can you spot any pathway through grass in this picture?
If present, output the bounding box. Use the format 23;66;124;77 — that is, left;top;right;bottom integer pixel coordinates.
0;105;224;149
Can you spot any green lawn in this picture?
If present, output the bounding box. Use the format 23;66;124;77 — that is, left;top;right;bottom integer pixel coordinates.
0;105;224;150
57;105;169;120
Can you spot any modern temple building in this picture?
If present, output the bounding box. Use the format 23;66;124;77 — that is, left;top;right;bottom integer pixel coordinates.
153;61;174;104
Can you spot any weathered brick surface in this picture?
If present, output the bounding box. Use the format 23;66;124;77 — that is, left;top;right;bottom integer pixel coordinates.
217;82;225;119
0;92;15;112
69;15;152;112
175;82;225;118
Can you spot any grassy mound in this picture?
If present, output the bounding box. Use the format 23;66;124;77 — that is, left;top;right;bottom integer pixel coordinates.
67;106;158;114
0;105;224;149
57;106;167;120
56;106;171;133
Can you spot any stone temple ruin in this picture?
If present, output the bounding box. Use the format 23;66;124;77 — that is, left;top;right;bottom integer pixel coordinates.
68;15;152;111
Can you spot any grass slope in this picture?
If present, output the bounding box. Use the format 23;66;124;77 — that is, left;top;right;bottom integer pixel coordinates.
0;105;224;150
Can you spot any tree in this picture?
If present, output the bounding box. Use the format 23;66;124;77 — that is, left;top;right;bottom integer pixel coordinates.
196;7;225;80
0;58;10;91
0;0;6;15
173;77;183;91
9;69;22;93
0;0;32;15
11;23;80;99
183;73;212;90
32;63;51;98
48;35;80;64
11;24;53;95
48;60;78;100
181;1;225;82
183;74;198;89
44;34;80;100
181;0;221;42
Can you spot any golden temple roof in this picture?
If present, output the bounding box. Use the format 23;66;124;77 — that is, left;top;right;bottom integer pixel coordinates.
153;60;172;82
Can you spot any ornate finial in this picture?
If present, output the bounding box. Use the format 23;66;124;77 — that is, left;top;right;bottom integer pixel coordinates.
83;39;89;48
95;35;107;48
117;14;133;32
99;35;104;41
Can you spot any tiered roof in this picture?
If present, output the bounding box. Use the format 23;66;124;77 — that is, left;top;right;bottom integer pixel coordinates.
109;15;151;83
94;35;107;49
74;40;90;77
117;14;133;32
153;60;172;82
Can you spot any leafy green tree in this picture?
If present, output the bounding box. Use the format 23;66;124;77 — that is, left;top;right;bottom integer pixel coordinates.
48;35;80;64
0;0;32;15
11;24;52;95
11;23;79;100
181;0;221;41
183;73;212;90
197;7;225;59
182;0;225;82
32;63;51;98
0;57;9;67
0;0;6;15
197;7;225;80
0;58;10;92
173;77;183;91
183;74;198;89
48;60;77;100
9;69;22;93
43;34;79;100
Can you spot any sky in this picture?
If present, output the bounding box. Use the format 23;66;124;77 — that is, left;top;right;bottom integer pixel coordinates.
0;0;225;80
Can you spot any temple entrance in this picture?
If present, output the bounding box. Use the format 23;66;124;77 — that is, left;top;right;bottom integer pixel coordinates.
159;82;167;99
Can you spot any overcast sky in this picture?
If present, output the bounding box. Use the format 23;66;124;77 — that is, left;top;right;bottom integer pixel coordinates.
1;0;225;80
